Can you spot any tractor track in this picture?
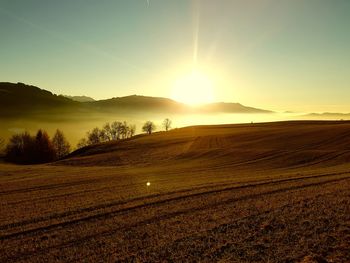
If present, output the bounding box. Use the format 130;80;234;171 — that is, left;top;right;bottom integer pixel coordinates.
2;176;349;262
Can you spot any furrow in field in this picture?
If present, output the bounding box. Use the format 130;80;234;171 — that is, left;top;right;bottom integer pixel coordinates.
1;176;349;262
1;170;349;238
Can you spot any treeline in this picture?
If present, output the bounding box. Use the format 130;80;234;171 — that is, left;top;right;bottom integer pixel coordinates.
76;119;171;148
2;118;172;164
5;129;70;164
76;121;137;148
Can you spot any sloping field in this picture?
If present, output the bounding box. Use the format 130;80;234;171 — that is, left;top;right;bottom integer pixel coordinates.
0;121;350;262
62;120;350;169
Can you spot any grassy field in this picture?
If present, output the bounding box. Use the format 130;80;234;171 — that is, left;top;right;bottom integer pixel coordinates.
0;121;350;262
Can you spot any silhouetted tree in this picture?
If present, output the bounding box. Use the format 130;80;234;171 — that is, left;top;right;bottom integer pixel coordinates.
163;118;172;131
120;121;129;139
98;129;108;142
111;121;123;140
5;130;56;164
0;138;5;154
77;138;88;149
128;124;136;138
103;123;113;141
5;132;34;164
142;121;156;135
77;121;137;149
87;127;101;144
34;130;56;163
52;129;70;159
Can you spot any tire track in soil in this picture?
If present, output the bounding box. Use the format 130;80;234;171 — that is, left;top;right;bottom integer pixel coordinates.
126;189;350;263
0;177;109;196
1;170;349;236
2;176;350;262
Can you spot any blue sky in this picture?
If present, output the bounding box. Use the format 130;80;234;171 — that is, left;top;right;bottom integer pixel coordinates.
0;0;349;112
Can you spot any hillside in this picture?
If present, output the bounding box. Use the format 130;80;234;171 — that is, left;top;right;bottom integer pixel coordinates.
2;120;350;262
0;82;79;118
0;82;272;119
86;95;189;113
61;120;350;169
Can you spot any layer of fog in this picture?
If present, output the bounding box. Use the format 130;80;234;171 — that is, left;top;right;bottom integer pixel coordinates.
1;112;348;149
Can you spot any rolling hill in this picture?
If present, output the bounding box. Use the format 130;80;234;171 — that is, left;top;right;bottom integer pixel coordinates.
1;121;350;262
0;82;272;119
0;82;79;118
61;120;350;169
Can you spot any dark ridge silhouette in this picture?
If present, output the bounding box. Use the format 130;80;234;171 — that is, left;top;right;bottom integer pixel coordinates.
87;95;189;113
0;82;80;118
0;82;272;120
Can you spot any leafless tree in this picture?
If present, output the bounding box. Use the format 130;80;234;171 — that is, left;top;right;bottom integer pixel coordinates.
0;137;5;154
111;121;123;140
5;131;34;163
142;121;156;135
128;124;136;138
52;129;71;159
118;121;128;139
98;129;108;142
103;123;113;141
87;127;101;144
76;138;89;149
163;118;172;131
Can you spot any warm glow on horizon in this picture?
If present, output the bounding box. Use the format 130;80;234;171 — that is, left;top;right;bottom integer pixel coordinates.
171;70;215;105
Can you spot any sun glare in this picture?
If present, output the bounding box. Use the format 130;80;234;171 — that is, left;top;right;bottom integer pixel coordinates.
171;70;215;105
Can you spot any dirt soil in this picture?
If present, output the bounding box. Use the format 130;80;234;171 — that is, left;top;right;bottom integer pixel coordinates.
0;121;349;262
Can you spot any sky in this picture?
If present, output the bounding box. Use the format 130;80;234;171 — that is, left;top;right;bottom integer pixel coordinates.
0;0;349;112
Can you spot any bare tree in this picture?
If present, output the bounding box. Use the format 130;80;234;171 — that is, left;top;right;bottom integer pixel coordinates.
5;132;34;163
0;138;5;154
119;121;128;139
103;123;113;141
87;127;101;145
163;118;172;131
128;124;136;138
98;129;108;142
142;121;156;135
52;129;71;159
77;138;88;149
111;121;123;140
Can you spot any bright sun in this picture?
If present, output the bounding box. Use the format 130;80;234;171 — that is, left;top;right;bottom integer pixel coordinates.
171;70;215;105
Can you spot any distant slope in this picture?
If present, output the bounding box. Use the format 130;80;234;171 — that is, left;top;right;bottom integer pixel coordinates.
88;96;272;114
304;112;350;119
197;102;272;114
60;121;350;168
63;95;95;102
0;82;79;118
0;82;272;119
86;95;189;113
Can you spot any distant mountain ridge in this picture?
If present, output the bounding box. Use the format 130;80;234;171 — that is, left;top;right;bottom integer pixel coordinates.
304;112;350;119
0;82;78;118
63;95;95;102
0;82;272;119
